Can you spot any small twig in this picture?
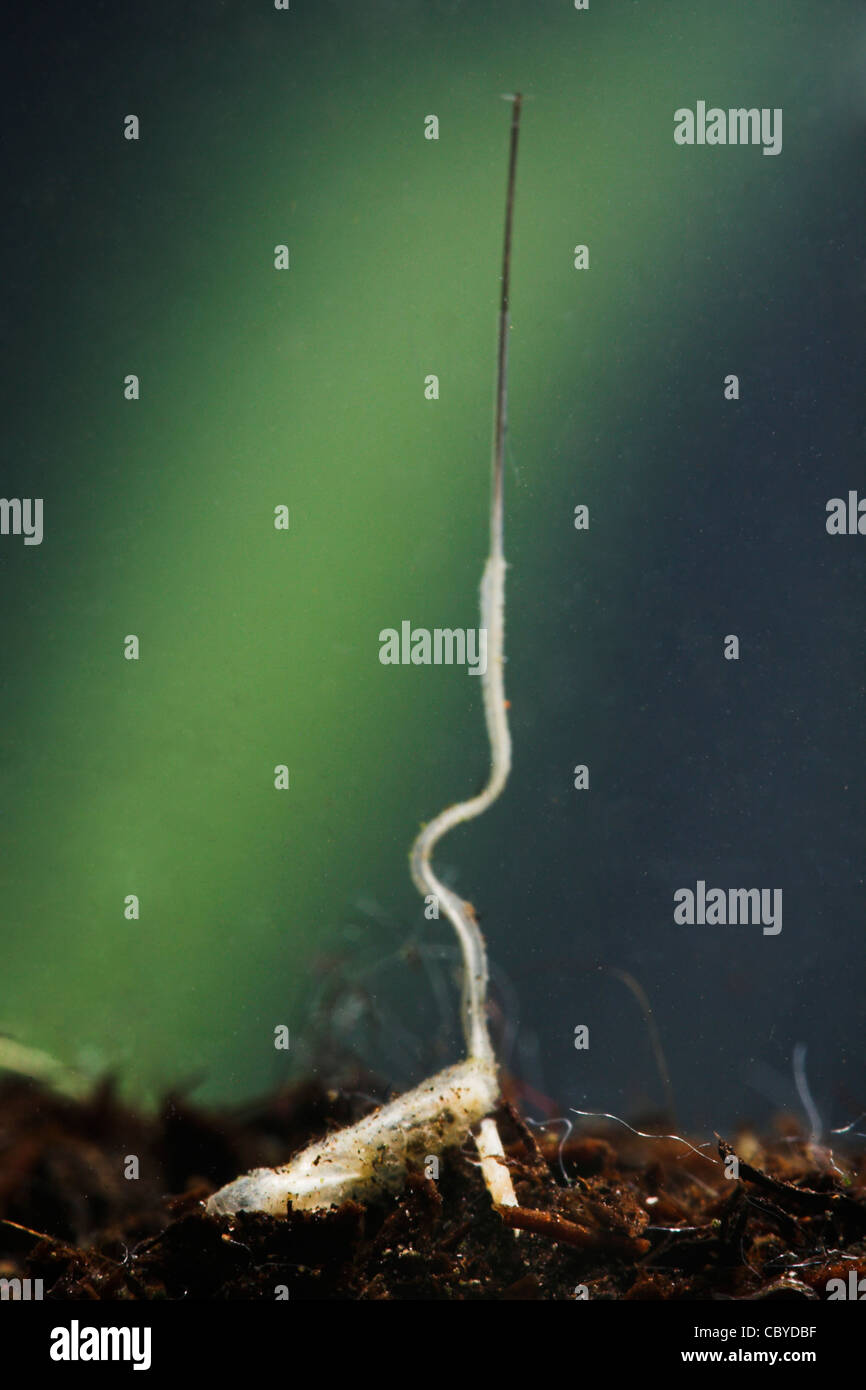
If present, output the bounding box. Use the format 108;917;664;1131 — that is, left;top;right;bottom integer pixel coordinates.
497;1204;650;1256
717;1139;866;1226
0;1217;56;1244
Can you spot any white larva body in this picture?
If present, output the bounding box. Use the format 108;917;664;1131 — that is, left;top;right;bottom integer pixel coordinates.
205;1057;500;1217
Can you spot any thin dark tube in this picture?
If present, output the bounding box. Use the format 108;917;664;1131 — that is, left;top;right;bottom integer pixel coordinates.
491;92;522;560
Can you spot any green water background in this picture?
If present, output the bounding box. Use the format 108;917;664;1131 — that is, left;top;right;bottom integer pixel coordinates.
1;1;862;1122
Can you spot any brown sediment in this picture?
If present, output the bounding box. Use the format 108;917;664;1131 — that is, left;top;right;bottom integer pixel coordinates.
0;1074;864;1300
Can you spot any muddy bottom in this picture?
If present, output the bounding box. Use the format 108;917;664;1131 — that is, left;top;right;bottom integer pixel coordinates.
1;1075;863;1300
